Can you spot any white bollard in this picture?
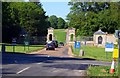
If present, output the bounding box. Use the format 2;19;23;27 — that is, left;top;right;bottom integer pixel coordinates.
79;49;85;56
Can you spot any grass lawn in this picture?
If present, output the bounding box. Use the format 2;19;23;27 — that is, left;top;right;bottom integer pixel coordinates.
72;45;115;62
54;29;66;43
0;44;44;53
87;65;118;76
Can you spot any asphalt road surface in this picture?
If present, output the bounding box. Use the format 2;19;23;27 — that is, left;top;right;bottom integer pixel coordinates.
1;46;112;77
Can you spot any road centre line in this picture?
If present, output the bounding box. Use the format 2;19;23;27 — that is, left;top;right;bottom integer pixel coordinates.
16;66;31;74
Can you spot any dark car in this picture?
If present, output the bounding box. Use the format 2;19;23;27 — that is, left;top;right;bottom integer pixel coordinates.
46;41;55;50
59;42;64;46
52;40;58;48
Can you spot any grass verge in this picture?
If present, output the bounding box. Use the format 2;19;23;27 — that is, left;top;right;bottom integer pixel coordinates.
71;45;119;76
71;45;115;62
0;44;44;53
87;65;118;76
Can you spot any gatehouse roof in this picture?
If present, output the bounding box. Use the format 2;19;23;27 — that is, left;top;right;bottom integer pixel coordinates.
94;29;106;35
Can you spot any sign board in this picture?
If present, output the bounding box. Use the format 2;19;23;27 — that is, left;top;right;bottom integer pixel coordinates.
74;42;81;48
105;43;114;52
113;49;119;58
24;41;29;45
12;38;16;45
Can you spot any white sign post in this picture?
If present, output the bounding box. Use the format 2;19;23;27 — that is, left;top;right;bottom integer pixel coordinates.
105;43;114;59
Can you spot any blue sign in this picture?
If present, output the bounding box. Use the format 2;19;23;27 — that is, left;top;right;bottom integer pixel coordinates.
74;42;81;48
105;43;114;48
105;43;114;52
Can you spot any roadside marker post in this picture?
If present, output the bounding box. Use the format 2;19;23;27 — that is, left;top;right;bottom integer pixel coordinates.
74;41;81;53
115;30;120;59
113;49;119;59
111;30;120;75
117;30;120;76
24;41;29;51
12;38;16;52
110;58;115;74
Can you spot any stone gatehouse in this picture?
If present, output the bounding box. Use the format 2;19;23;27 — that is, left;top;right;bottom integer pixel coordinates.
93;29;117;47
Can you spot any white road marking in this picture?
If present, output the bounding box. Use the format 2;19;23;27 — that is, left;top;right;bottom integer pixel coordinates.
37;63;42;64
16;67;30;74
52;69;68;73
52;69;60;72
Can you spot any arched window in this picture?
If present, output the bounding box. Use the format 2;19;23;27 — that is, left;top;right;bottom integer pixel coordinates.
49;34;52;41
70;34;74;41
98;36;102;44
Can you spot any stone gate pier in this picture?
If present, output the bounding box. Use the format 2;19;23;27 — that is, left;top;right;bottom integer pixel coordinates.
47;27;54;42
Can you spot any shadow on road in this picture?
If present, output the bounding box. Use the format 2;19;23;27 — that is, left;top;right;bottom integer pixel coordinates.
2;52;96;64
43;64;89;70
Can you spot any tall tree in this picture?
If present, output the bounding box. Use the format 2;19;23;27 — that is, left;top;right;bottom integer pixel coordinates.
2;2;48;43
48;15;58;29
57;17;65;29
2;2;21;43
67;2;119;36
10;2;48;36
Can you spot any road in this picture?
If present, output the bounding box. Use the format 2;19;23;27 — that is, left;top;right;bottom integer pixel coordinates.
29;46;70;57
1;45;112;77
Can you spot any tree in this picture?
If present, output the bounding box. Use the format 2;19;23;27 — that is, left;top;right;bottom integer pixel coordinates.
2;2;48;43
48;15;58;29
1;0;24;2
67;2;120;36
57;17;65;29
64;22;69;29
10;2;48;36
2;2;21;43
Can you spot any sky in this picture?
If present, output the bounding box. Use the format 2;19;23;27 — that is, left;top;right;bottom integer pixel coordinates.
25;0;71;20
25;0;120;20
42;2;70;20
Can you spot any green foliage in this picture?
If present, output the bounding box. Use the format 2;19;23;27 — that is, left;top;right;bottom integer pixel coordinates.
1;0;24;2
114;44;118;49
48;15;66;29
67;2;120;36
2;2;48;43
48;15;58;29
57;17;65;29
2;2;21;42
64;22;69;29
10;2;48;36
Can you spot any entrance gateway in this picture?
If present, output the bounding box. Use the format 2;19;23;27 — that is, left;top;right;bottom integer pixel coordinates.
47;27;76;44
47;28;117;47
47;27;54;42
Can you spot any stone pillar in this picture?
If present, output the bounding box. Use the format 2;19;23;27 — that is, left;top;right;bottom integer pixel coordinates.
47;27;54;42
66;28;76;45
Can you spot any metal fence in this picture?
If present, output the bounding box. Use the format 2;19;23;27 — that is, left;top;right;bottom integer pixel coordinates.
76;36;94;46
76;36;93;41
17;36;47;45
